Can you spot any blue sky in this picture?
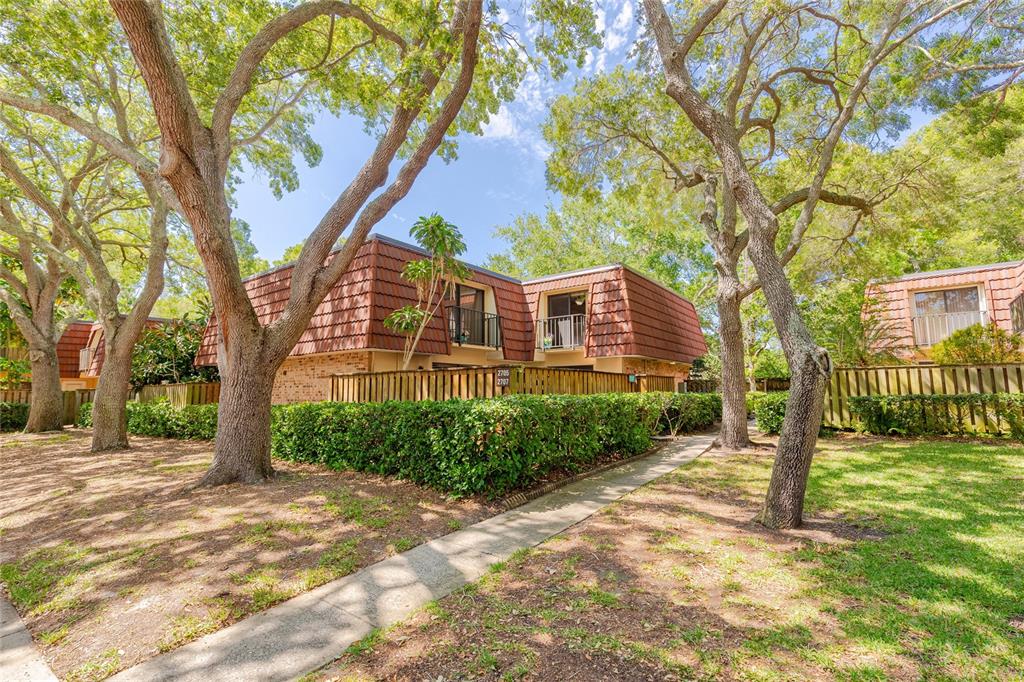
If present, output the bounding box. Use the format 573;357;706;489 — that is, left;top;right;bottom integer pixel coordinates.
233;0;640;267
232;0;934;269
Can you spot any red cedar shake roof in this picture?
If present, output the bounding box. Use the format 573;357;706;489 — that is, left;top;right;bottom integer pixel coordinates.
866;260;1024;348
196;235;706;366
523;265;707;363
80;319;166;377
56;321;92;378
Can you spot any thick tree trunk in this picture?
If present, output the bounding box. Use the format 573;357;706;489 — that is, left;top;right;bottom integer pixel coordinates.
198;347;277;486
26;346;64;432
716;289;751;449
90;347;132;451
759;354;828;528
746;225;831;529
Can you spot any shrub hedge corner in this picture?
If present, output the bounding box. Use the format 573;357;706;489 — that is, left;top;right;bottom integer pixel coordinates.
272;392;721;497
748;391;787;434
744;391;767;416
78;400;218;440
0;402;29;432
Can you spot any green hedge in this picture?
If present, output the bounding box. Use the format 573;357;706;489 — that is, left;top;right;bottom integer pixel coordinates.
78;393;721;497
0;402;29;432
848;393;1024;440
78;400;218;440
745;391;767;416
748;392;787;434
273;392;720;496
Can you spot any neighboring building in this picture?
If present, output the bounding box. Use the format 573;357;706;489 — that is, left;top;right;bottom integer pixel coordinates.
61;318;167;389
57;321;94;390
866;259;1024;361
195;235;708;403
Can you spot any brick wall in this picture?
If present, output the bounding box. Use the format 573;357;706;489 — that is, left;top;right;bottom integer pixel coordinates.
623;358;691;387
272;351;370;404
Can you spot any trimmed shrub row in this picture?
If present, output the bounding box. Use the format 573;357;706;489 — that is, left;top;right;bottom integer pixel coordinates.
848;393;1024;440
747;391;788;435
78;400;218;440
79;392;721;496
0;402;29;432
744;391;768;416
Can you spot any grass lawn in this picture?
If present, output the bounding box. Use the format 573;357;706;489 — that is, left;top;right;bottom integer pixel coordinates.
314;436;1024;681
0;430;500;680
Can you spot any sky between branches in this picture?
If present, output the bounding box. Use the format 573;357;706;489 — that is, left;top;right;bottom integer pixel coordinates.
232;0;933;268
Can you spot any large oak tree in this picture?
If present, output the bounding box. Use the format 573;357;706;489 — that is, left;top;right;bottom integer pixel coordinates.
540;66;887;451
108;0;582;485
640;0;1024;527
35;0;587;483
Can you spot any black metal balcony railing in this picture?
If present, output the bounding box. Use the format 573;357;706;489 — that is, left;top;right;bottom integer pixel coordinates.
1012;292;1024;334
537;314;586;350
448;306;502;349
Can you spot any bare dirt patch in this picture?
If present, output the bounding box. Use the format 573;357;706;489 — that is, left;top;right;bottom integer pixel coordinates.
311;445;908;682
0;429;501;680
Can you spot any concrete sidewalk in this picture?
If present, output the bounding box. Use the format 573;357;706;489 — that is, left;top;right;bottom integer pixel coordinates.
111;433;715;682
1;594;58;682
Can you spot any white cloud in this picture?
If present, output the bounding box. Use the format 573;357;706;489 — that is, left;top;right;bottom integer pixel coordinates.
585;1;636;74
480;102;551;161
482;106;518;140
606;1;633;51
612;1;634;33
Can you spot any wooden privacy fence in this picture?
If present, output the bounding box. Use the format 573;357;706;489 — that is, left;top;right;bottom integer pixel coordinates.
0;388;31;403
331;366;675;403
755;377;791;392
0;389;94;425
137;382;220;408
680;377;790;393
64;389;95;424
824;363;1024;429
1;383;219;427
680;379;718;393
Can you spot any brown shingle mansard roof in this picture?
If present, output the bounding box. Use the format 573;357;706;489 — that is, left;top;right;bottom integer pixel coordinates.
196;235;707;366
56;321;92;378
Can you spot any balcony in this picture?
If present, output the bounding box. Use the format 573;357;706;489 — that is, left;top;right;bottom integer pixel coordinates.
912;310;987;347
79;347;92;372
447;306;502;349
537;314;586;350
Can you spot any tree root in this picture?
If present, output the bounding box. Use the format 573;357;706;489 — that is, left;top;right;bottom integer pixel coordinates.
189;463;276;490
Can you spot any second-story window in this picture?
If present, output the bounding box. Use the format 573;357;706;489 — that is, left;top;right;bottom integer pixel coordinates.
913;287;979;317
446;283;500;348
449;283;484;312
912;286;984;346
547;292;586;318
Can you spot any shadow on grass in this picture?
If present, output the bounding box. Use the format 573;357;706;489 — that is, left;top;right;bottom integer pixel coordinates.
342;439;1024;680
794;440;1024;672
